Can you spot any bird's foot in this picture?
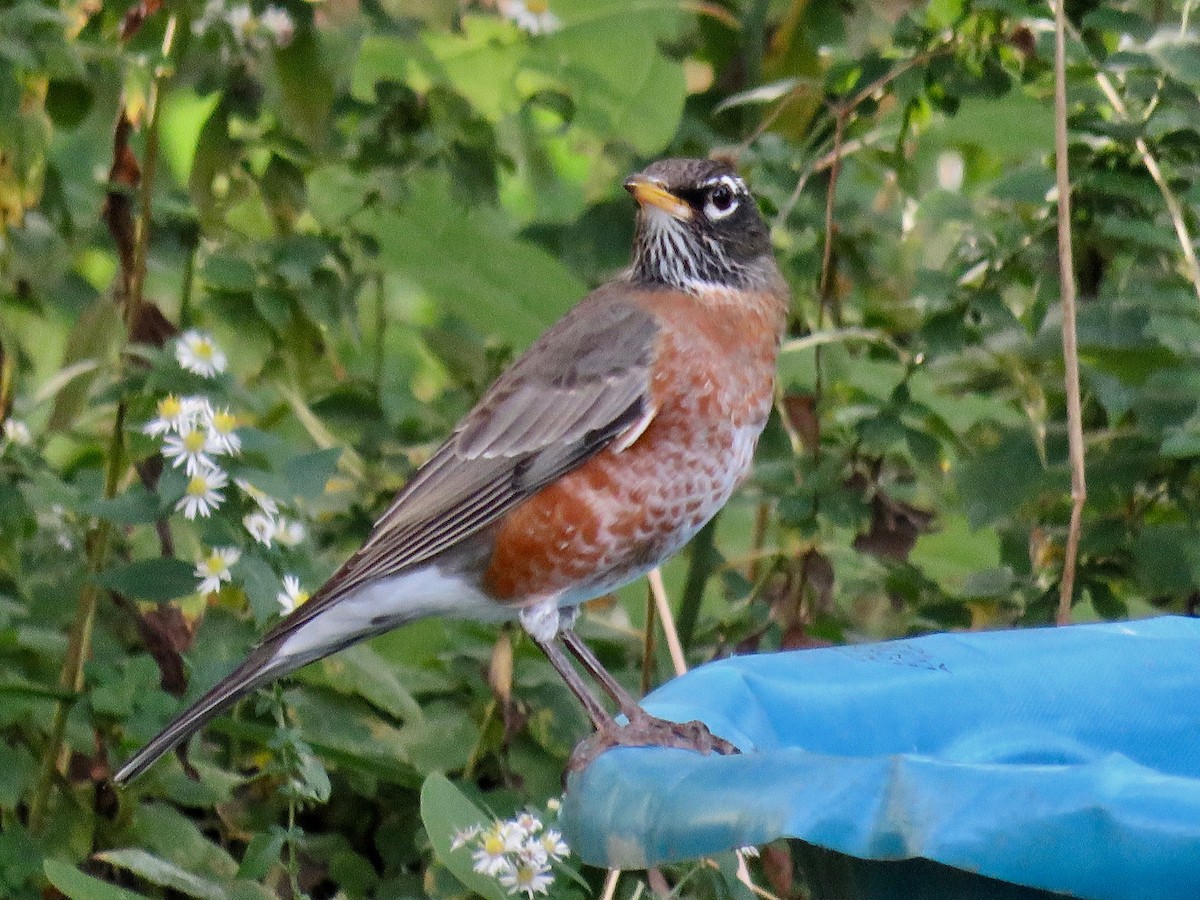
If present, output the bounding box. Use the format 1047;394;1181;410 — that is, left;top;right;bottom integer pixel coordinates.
567;712;739;773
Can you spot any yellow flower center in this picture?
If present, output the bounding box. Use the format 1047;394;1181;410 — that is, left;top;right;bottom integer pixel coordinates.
212;411;237;434
194;340;214;360
186;475;208;496
294;589;310;606
526;0;549;13
205;552;226;572
482;833;505;855
158;395;183;418
183;430;207;452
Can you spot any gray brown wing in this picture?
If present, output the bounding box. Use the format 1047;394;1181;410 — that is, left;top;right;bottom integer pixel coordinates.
263;286;659;641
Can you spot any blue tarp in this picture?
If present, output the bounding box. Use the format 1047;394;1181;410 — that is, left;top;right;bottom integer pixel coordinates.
562;617;1200;899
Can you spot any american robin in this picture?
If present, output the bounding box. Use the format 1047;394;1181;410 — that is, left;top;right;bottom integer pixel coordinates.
114;157;789;784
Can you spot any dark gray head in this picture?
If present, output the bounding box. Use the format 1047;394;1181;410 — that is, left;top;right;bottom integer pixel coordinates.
624;158;775;292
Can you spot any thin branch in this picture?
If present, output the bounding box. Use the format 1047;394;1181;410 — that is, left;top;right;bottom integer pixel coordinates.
1092;79;1200;303
648;568;687;677
1051;0;1086;626
641;582;658;696
1053;11;1200;303
772;42;957;229
600;868;622;900
29;12;177;831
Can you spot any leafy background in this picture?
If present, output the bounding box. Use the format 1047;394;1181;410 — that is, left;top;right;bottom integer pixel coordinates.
2;0;1199;896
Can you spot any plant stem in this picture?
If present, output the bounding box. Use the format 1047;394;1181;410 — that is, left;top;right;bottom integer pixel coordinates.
1050;0;1086;625
28;18;178;832
28;405;126;833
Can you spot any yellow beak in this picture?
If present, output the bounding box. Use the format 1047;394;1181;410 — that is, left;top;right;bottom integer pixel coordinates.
624;176;693;221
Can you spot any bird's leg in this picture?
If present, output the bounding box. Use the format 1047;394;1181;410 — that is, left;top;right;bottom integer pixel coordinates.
519;602;616;731
529;633;616;730
558;627;642;720
520;602;738;771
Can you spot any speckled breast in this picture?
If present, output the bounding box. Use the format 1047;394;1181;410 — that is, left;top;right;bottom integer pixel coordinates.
483;288;784;606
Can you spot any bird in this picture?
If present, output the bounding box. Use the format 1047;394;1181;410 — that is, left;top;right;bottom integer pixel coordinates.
113;157;790;784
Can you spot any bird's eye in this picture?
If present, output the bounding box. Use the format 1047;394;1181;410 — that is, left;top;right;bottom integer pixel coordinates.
704;183;739;220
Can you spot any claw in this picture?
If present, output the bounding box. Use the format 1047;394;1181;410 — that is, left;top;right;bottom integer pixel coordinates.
568;713;739;772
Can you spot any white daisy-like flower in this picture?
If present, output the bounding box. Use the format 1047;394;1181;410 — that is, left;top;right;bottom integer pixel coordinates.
472;823;522;876
2;418;32;446
176;467;228;519
536;829;568;862
243;511;275;546
545;798;561;815
204;405;241;455
276;574;309;614
515;838;548;869
259;5;295;46
143;394;189;437
234;478;279;516
497;0;560;34
195;546;240;595
274;516;306;547
514;813;542;835
162;427;221;476
175;330;227;378
498;860;554;897
451;824;482;851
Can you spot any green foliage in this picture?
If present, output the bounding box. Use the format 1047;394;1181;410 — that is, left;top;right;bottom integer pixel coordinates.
2;0;1200;896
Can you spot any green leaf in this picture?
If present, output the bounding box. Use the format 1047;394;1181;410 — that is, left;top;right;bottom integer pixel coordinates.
95;558;195;602
300;643;424;723
281;447;343;501
42;860;153;900
235;829;286;882
420;773;509;900
372;175;586;345
86;484;160;525
45;298;123;432
94;850;228;900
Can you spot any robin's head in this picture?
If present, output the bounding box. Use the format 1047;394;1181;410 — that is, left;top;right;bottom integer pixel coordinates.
624;158;775;293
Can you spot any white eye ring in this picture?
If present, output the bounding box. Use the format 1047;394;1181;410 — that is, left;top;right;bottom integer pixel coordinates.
702;175;743;220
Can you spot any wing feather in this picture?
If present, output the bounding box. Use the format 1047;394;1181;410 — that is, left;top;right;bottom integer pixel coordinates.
263;288;659;643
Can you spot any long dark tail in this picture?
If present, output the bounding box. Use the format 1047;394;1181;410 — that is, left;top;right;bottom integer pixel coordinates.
113;638;296;785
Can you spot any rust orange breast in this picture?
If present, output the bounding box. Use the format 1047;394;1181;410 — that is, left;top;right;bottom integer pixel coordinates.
482;287;785;606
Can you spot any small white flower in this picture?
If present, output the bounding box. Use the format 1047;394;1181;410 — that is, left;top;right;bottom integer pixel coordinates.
36;504;74;551
235;478;280;516
276;574;309;614
162;427;221;476
516;837;548;868
450;824;482;851
545;798;561;815
243;511;276;546
175;330;227;378
472;823;521;876
176;467;228;519
259;5;295;46
195;546;240;595
3;419;32;446
274;516;306;547
144;394;189;437
497;0;560;34
498;860;554;897
204;405;241;455
226;3;254;35
738;845;760;858
192;0;225;34
537;829;568;862
514;813;542;836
